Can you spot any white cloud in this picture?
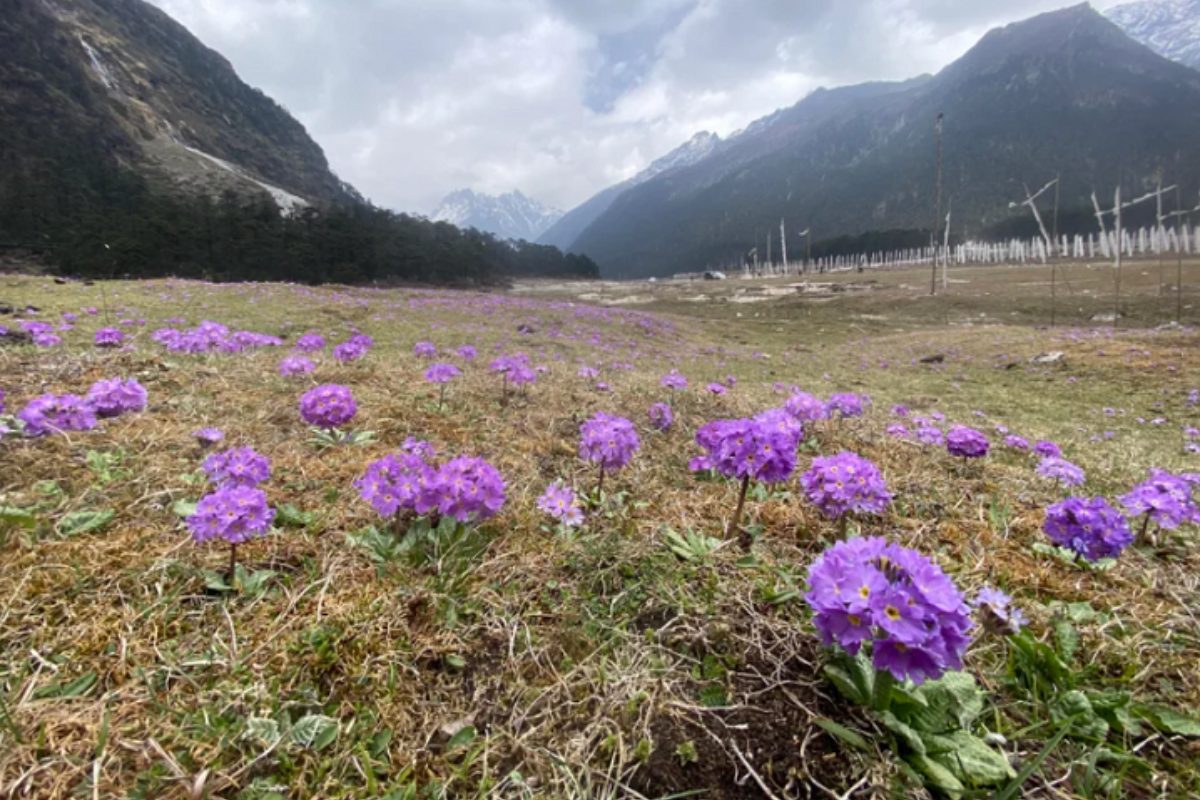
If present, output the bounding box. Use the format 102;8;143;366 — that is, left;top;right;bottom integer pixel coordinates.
144;0;1131;214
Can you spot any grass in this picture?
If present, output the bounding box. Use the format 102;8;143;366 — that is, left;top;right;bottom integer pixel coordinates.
1;262;1198;799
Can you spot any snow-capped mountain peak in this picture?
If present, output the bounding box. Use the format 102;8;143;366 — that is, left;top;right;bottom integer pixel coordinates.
633;131;721;185
430;189;563;241
1107;0;1200;71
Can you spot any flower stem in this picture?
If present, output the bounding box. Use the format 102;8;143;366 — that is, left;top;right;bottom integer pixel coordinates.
727;475;751;538
871;667;896;712
438;384;446;411
228;542;238;584
596;468;605;499
838;514;849;538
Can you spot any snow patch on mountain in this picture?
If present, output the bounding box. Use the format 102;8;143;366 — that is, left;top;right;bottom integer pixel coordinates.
1107;0;1200;70
430;190;563;241
184;146;309;215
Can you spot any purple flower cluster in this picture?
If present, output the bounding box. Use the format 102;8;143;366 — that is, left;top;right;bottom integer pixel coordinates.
1036;457;1086;487
456;345;477;361
946;426;989;459
689;415;799;483
579;412;640;472
356;450;506;524
1004;435;1030;451
648;402;674;432
333;340;368;362
490;354;537;386
152;321;282;354
706;382;727;396
413;341;437;358
800;452;891;519
18;394;97;436
1044;497;1134;562
1033;440;1062;459
187;485;275;544
1120;470;1200;530
537;480;584;527
805;538;973;684
84;378;148;419
280;355;316;377
827;393;866;418
915;426;945;446
295;333;326;352
973;587;1027;636
95;328;125;348
425;363;461;384
0;387;5;415
193;428;225;447
784;391;827;422
299;384;357;429
203;447;271;488
660;371;688;391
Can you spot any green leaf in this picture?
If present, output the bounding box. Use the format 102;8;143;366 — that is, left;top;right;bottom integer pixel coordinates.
907;753;965;797
1051;691;1108;741
276;503;314;528
881;711;927;756
445;725;477;752
370;729;393;758
289;715;338;749
172;499;199;518
238;567;277;597
1053;617;1079;664
0;505;37;529
923;671;985;731
823;663;867;706
445;655;466;670
201;569;233;593
244;717;283;746
59;510;114;537
1133;705;1200;736
34;671;97;699
814;718;871;751
926;731;1016;786
992;718;1074;800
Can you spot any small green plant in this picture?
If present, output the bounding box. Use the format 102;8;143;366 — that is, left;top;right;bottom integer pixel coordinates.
307;427;377;449
674;740;698;767
664;527;724;562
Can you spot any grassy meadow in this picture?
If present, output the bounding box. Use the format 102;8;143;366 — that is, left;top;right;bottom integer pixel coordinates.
1;260;1199;800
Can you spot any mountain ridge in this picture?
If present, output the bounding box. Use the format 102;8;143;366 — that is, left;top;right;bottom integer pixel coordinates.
1107;0;1200;70
431;189;563;241
567;4;1200;279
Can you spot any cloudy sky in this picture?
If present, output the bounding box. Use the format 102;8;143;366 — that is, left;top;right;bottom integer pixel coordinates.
148;0;1125;214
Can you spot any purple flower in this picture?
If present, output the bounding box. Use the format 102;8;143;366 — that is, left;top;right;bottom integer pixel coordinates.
85;378;148;418
800;452;891;520
891;405;910;417
580;412;640;473
805;537;973;684
1036;456;1085;487
705;382;727;396
95;328;125;348
280;356;316;377
1004;435;1030;451
33;333;62;348
425;363;461;384
785;391;828;422
577;366;599;379
490;354;537;388
299;384;357;429
946;426;989;459
973;587;1027;635
295;333;325;353
916;426;945;446
649;402;674;432
1045;497;1133;562
187;485;275;544
1033;440;1062;459
661;371;688;391
827;393;866;418
193;428;225;447
413;341;437;358
690;415;799;484
1120;470;1200;530
333;341;368;362
18;394;97;436
202;447;271;488
456;345;477;361
723;375;738;388
355;451;433;517
0;387;5;415
886;424;909;438
402;437;437;459
415;455;507;523
537;480;584;527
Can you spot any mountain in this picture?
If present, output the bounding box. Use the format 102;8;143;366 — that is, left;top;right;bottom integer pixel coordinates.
568;4;1200;279
537;131;720;251
0;0;357;212
431;189;563;241
1107;0;1200;70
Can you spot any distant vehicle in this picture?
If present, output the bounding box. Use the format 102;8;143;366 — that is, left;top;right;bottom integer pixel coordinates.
703;271;727;281
648;277;658;283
